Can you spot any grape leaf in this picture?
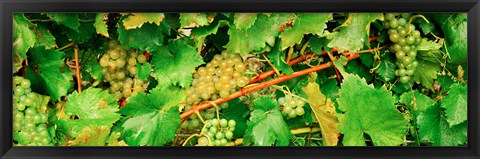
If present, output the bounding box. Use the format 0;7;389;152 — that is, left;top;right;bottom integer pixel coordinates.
94;13;109;38
345;60;373;83
431;13;467;64
233;13;258;32
26;47;73;102
416;104;467;146
136;62;152;80
336;73;408;146
65;88;120;123
56;88;121;145
244;96;291;146
437;75;454;93
179;13;211;28
375;56;396;82
413;59;440;90
63;21;96;44
302;80;339;146
328;13;383;53
399;90;435;122
308;35;331;54
13;13;36;59
13;51;24;74
417;38;442;51
190;19;229;54
106;132;129;146
118;87;185;146
33;24;56;49
279;13;332;50
123;13;165;30
46;13;79;32
225;13;295;54
267;39;293;75
118;19;170;53
359;53;375;68
151;39;204;87
440;83;467;127
85;58;104;81
220;98;250;138
418;20;436;35
70;126;111;146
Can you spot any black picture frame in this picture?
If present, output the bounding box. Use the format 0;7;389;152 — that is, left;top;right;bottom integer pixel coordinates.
1;0;479;159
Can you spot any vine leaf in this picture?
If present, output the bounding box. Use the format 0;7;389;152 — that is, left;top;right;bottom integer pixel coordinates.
123;13;165;30
26;47;73;102
400;90;435;117
279;13;333;50
267;39;293;75
416;104;467;146
190;19;229;54
118;18;170;53
328;13;383;53
56;88;121;146
180;13;211;28
244;96;291;146
85;59;104;81
440;83;467;127
431;13;467;64
220;98;250;138
46;13;79;32
417;38;442;51
337;73;408;146
412;59;440;90
151;39;204;88
63;20;96;44
34;24;56;49
13;13;36;59
118;87;185;146
70;126;111;146
302;77;339;146
375;56;396;82
225;13;295;54
233;13;258;32
136;62;152;80
94;13;110;38
308;35;331;54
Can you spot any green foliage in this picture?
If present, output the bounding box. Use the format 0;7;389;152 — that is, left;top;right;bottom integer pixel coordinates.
13;13;36;59
118;18;170;53
337;73;408;146
12;12;468;147
151;39;204;87
279;13;332;50
244;96;291;146
441;83;467;127
26;47;73;102
328;13;383;53
118;87;184;146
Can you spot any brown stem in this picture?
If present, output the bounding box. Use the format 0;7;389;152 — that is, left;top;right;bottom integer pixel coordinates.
200;43;212;57
180;54;359;119
57;42;75;51
74;47;82;93
326;51;342;83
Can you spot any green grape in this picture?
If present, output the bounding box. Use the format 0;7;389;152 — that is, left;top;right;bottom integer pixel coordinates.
400;76;410;83
20;80;31;89
283;106;293;113
228;120;236;127
220;119;228;128
295;107;305;116
389;33;400;42
288;111;297;118
277;97;286;105
215;132;224;139
197;137;209;146
225;131;233;139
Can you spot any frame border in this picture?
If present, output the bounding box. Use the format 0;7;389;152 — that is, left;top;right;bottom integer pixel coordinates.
1;0;479;159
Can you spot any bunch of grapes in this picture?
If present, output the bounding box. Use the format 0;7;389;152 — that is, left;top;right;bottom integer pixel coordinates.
99;41;149;100
186;52;249;104
12;76;53;146
384;13;422;83
196;118;236;146
277;95;305;119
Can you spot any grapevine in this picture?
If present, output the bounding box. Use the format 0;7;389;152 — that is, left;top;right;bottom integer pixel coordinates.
11;12;467;147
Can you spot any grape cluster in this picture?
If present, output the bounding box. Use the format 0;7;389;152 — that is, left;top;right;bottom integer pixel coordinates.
196;118;236;146
99;41;149;99
13;76;53;146
185;52;249;104
277;95;305;119
384;13;422;83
